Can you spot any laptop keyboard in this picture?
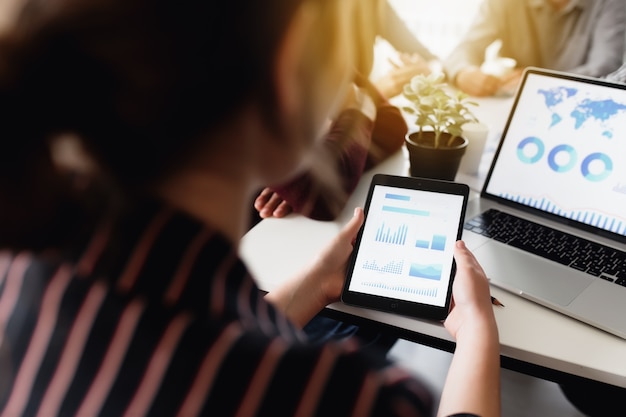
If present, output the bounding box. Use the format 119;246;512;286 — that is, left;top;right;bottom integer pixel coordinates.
464;209;626;286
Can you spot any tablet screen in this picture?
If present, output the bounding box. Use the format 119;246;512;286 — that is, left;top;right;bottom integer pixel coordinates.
342;175;468;320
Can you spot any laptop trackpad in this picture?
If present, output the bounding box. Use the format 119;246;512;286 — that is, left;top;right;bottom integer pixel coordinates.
472;241;593;306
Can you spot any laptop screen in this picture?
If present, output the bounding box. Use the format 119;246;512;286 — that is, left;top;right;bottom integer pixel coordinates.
483;68;626;241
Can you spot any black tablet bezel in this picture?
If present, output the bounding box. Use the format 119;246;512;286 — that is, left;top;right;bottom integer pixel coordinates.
341;174;469;321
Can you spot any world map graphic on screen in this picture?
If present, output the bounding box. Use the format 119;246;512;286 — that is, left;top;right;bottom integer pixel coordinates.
538;87;626;138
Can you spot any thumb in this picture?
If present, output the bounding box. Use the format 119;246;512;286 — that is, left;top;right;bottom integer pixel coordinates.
341;207;364;244
454;240;485;275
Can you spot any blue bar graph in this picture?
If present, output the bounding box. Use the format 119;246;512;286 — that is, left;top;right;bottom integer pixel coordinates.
385;193;410;201
362;281;438;297
500;192;626;236
431;235;447;251
382;206;430;216
415;235;447;251
415;240;430;249
362;259;404;275
375;223;408;245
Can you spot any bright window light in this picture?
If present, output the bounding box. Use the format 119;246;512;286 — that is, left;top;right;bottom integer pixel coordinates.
387;0;482;59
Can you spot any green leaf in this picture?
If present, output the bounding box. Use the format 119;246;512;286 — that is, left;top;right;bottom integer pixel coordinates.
401;72;482;148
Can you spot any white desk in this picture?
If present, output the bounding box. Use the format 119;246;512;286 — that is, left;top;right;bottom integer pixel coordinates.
239;96;626;389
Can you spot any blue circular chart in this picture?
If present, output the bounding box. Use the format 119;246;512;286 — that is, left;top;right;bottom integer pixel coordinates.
581;153;613;182
517;137;544;164
547;144;577;173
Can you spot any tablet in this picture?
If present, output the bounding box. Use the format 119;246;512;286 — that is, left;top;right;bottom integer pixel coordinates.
341;174;469;321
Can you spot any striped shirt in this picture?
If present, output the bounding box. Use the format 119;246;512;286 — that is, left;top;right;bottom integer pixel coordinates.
0;198;434;416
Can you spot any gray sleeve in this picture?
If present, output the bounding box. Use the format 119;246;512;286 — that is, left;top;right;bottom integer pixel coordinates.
566;0;626;77
442;0;502;84
378;2;438;61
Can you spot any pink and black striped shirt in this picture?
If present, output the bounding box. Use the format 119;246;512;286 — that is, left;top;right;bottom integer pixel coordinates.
0;199;434;416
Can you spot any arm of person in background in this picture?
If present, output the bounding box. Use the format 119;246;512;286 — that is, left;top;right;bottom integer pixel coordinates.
255;83;374;220
379;0;438;62
444;0;504;96
565;0;626;78
254;74;407;220
356;72;407;168
494;67;524;96
374;52;433;99
255;105;372;220
454;66;501;97
374;1;439;98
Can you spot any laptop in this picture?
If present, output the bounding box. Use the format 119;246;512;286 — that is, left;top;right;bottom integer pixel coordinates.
462;67;626;339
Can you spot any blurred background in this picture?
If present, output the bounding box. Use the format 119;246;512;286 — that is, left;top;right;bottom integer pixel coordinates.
371;0;482;83
388;0;481;58
0;0;20;34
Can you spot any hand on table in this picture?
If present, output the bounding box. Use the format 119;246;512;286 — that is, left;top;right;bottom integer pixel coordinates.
456;66;524;97
496;68;524;96
254;187;293;219
374;52;432;99
455;66;501;97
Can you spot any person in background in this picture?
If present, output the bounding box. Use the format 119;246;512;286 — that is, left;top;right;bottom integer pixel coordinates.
0;0;501;416
444;0;626;97
372;0;441;99
254;0;433;221
253;71;407;221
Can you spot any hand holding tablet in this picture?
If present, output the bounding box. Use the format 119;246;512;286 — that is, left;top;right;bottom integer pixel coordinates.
341;174;469;321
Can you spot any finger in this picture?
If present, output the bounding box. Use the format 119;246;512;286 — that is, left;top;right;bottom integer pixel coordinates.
273;200;293;218
402;53;425;65
454;244;490;302
482;75;501;95
499;72;517;84
392;65;419;78
387;57;401;69
454;240;486;275
253;187;273;211
499;74;522;93
255;187;274;204
265;193;285;213
259;192;283;218
340;207;364;244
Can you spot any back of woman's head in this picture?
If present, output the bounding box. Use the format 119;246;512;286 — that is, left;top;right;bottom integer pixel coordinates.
0;0;338;250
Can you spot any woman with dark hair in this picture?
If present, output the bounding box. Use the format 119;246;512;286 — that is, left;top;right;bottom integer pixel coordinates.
0;0;500;416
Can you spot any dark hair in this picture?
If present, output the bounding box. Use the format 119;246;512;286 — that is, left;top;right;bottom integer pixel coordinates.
0;0;309;250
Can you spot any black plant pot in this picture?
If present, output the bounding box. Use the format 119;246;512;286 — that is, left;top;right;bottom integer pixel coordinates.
405;131;468;181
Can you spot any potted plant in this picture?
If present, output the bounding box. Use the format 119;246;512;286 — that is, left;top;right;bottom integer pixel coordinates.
402;73;478;180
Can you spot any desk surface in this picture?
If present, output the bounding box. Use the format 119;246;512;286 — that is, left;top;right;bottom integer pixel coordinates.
239;96;626;389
